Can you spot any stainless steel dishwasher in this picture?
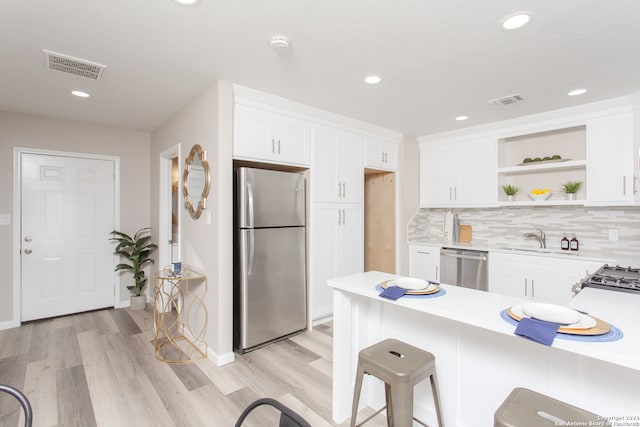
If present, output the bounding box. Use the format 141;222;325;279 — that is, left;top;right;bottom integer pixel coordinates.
440;248;488;291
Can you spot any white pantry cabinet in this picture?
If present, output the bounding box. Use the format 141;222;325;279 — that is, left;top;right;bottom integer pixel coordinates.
233;104;311;166
310;204;363;320
311;124;364;203
587;112;639;204
408;244;440;281
488;252;605;305
420;137;497;207
365;137;398;171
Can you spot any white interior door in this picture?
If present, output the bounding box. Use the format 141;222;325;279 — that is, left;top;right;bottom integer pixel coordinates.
21;153;116;321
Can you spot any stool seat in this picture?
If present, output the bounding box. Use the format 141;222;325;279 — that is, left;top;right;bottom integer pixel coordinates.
494;388;610;427
350;338;443;427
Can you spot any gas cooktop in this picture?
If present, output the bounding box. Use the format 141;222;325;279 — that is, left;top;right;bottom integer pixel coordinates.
578;265;640;294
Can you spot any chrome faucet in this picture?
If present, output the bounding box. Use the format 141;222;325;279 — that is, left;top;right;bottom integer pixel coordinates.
523;228;546;248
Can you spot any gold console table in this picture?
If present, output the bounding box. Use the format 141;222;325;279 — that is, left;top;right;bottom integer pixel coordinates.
153;266;207;363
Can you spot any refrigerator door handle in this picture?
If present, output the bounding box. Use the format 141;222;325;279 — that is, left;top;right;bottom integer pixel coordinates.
247;229;255;276
247;183;255;228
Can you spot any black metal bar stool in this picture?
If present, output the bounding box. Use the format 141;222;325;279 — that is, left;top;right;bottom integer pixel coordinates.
494;387;610;427
350;338;444;427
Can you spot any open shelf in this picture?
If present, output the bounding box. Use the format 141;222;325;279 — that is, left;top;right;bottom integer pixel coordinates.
498;159;586;175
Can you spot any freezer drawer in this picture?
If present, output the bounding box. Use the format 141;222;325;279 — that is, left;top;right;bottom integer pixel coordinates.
236;227;307;351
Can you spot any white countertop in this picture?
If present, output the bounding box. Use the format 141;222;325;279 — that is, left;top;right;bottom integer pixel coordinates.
409;239;616;263
328;271;640;371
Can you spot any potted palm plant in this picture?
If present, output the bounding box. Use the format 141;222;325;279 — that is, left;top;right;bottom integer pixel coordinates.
502;184;520;202
561;181;583;200
109;227;158;310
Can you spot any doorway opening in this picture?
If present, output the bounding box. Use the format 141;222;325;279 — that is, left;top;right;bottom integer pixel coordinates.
364;169;396;274
159;145;181;270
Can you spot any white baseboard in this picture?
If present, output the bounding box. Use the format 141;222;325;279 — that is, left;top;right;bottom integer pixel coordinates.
312;313;333;326
0;320;20;331
210;350;235;366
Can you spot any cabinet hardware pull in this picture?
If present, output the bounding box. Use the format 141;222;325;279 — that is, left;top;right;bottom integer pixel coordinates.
449;187;452;201
435;266;439;281
381;152;385;163
342;182;346;198
417;251;430;255
338;183;342;198
337;209;341;225
524;278;528;297
634;175;638;195
454;187;457;201
277;139;281;154
271;139;275;153
623;176;626;195
531;279;535;298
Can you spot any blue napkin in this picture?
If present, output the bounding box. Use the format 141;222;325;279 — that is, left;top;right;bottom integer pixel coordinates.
515;318;560;346
379;286;407;300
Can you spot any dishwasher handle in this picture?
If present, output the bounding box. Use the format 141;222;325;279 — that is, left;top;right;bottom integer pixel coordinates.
440;251;487;262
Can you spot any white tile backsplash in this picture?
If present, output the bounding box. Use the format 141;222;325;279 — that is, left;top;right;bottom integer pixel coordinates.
408;206;640;266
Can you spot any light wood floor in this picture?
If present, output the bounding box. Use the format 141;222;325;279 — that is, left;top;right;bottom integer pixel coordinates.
0;307;387;427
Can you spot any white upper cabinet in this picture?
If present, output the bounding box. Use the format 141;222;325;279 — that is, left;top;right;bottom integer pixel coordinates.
233;104;311;166
365;137;398;170
587;112;639;204
420;137;497;207
312;124;364;204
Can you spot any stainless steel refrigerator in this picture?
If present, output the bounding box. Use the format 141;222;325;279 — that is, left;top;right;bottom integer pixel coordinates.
234;167;307;353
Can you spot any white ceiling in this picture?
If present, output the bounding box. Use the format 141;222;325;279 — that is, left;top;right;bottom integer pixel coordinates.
2;0;639;137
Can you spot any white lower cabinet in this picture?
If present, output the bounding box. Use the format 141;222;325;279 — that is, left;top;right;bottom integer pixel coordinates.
310;203;363;320
488;252;605;305
408;244;440;281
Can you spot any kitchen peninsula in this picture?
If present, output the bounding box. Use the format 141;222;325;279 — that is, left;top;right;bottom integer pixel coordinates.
330;271;640;426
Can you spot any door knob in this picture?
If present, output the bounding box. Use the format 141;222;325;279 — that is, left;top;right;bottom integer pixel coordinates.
24;248;33;254
24;236;33;242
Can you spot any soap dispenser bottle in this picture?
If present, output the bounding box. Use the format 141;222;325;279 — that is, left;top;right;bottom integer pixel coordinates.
570;234;579;251
561;234;570;251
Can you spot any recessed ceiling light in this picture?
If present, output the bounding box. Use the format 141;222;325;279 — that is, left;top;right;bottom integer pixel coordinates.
71;90;90;98
501;12;532;30
270;35;290;49
568;88;587;96
456;116;469;121
364;75;382;85
172;0;200;5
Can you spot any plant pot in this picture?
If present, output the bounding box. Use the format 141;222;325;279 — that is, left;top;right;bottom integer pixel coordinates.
566;193;576;201
130;295;147;311
507;195;516;202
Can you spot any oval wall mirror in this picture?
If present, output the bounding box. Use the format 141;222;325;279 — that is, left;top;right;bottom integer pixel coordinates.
182;144;211;219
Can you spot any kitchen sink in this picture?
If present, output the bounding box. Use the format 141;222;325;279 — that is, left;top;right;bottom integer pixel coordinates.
497;247;580;256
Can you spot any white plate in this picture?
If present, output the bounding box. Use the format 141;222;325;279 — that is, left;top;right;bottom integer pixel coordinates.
390;277;434;291
511;304;596;329
522;302;581;324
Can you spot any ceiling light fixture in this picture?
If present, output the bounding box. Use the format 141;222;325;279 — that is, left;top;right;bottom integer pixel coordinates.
364;75;382;85
568;88;587;96
501;12;532;30
71;90;90;98
172;0;200;5
455;116;469;121
270;35;290;49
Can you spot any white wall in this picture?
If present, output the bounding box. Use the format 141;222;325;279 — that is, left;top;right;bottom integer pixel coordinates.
150;80;235;365
0;111;151;324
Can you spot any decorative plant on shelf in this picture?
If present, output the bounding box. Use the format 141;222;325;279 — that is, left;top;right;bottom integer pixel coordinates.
502;184;520;196
561;181;583;194
109;227;158;309
561;181;583;201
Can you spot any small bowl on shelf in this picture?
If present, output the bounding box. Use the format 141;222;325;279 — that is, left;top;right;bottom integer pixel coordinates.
528;189;552;201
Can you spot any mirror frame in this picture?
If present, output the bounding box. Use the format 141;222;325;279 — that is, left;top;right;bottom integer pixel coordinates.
182;144;211;219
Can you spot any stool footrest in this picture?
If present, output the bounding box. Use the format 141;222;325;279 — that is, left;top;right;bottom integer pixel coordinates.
354;406;429;427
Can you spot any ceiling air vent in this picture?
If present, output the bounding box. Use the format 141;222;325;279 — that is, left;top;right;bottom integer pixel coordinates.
488;93;524;107
43;49;107;80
